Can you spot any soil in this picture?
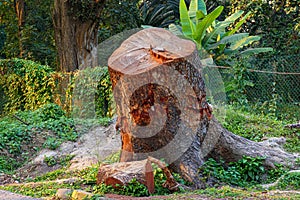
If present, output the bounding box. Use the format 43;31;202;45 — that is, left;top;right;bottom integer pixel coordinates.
0;123;121;184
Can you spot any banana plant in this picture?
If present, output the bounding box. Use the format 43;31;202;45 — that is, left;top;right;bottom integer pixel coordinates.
169;0;273;61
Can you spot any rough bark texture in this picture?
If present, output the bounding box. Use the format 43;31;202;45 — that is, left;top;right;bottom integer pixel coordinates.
107;28;299;189
108;27;212;188
53;0;105;72
206;117;299;169
14;0;25;57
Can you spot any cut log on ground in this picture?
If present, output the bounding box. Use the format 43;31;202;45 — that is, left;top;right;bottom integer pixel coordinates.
96;157;181;193
97;159;154;194
107;27;299;189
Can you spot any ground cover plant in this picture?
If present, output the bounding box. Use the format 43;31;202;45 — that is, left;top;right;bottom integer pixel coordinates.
0;103;112;174
0;104;299;199
0;0;299;199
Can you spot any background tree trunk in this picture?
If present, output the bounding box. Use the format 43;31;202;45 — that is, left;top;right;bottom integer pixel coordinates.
108;28;299;189
14;0;25;57
53;0;105;72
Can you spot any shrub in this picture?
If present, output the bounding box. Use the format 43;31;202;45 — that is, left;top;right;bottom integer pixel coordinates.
0;58;55;114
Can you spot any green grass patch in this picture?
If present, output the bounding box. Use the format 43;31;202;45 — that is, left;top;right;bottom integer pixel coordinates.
222;105;300;152
0;182;81;198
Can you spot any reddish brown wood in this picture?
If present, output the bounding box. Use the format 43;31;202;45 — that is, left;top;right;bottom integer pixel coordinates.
107;27;299;189
108;27;212;188
97;159;154;194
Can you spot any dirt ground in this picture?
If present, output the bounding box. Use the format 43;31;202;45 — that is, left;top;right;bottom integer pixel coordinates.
0;124;121;184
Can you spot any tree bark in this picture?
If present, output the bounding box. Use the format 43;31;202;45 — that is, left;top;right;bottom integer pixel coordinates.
97;159;155;194
53;0;105;72
108;27;299;189
14;0;25;57
206;117;298;169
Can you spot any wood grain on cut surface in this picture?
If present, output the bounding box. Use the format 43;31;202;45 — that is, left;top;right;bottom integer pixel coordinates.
108;27;196;75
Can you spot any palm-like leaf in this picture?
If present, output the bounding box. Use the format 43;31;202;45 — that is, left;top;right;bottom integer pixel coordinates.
180;0;196;39
140;0;176;28
194;6;223;44
202;20;231;48
240;48;273;56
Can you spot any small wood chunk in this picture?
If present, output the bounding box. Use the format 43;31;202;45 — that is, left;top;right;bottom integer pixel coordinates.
96;159;154;194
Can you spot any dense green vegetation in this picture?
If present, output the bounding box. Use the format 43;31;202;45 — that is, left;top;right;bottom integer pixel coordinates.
0;103;111;173
0;0;299;199
0;103;299;198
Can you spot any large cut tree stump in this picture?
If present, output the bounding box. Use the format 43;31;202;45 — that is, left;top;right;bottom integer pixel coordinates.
108;27;299;189
108;27;211;188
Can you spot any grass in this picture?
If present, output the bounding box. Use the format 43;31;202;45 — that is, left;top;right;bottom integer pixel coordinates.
0;103;113;174
222;105;300;152
0;104;299;199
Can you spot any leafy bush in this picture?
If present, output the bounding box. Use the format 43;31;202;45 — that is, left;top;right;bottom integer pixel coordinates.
0;104;79;172
226;0;299;56
200;156;285;187
168;0;272;61
70;66;114;118
276;172;300;190
0;58;114;118
0;58;55;114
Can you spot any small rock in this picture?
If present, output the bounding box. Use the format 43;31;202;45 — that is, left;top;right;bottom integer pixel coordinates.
56;188;73;200
33;150;58;164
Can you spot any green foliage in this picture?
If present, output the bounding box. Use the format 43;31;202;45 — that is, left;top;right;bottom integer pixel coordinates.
71;66;114;118
0;116;31;155
276;172;300;190
44;155;74;167
0;156;21;174
98;0;141;42
0;0;56;67
169;0;272;60
0;182;81;198
140;0;177;28
200;156;286;187
0;59;55;114
0;104;79;172
68;0;105;22
36;103;66;121
0;0;20;58
222;58;254;105
226;0;299;56
222;105;300;152
94;179;149;197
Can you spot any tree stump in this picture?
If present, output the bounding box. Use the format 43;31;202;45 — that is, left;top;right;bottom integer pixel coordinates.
108;27;299;189
108;27;212;188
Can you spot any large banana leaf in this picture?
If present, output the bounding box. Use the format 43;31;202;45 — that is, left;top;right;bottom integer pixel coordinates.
240;47;273;56
207;33;249;49
188;0;198;20
189;0;207;19
180;0;196;39
225;10;244;23
202;21;231;48
194;6;223;45
197;0;207;15
226;11;251;36
229;35;260;51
